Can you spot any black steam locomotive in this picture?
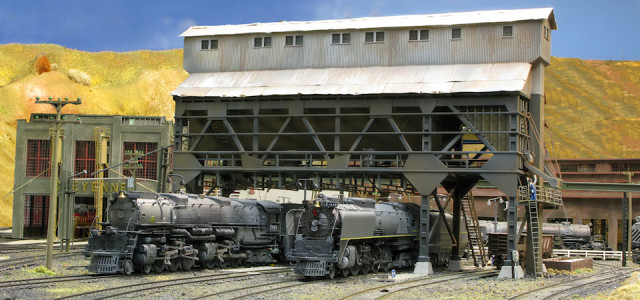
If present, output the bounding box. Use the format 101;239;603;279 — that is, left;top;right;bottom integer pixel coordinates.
632;217;640;264
83;191;288;274
286;195;463;279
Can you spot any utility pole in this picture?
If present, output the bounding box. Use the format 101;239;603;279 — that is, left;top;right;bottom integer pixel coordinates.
623;171;634;263
36;96;82;270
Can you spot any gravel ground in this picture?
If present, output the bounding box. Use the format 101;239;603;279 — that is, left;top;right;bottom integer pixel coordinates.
1;251;639;300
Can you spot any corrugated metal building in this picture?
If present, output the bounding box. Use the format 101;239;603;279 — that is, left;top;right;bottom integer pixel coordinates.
172;7;556;194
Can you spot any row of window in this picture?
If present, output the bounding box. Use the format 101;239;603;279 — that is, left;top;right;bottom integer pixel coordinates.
26;140;159;180
200;26;516;50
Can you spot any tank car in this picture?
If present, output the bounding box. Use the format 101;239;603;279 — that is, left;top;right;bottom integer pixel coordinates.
83;191;284;275
286;195;461;279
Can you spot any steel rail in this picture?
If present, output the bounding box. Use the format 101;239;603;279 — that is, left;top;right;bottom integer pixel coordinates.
0;274;115;289
55;268;290;300
506;262;629;300
0;252;81;272
193;278;307;300
339;270;499;300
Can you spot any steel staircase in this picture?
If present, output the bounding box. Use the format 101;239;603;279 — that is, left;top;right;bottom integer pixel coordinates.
461;193;487;267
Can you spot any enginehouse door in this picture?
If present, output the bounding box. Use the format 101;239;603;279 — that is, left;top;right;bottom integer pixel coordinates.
23;195;49;237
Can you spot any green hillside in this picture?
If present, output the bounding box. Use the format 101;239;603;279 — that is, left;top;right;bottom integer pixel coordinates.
1;44;639;226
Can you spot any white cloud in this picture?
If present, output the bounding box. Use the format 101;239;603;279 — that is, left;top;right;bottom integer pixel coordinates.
177;19;197;31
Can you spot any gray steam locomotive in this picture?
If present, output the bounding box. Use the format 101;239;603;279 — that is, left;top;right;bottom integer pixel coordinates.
477;220;596;249
286;195;463;279
83;191;286;274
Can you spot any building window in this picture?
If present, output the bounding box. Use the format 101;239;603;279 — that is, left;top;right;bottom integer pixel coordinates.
409;29;429;41
285;35;303;46
452;28;462;40
544;26;550;40
123;142;158;180
365;31;384;43
331;33;351;44
254;36;272;48
75;141;96;178
201;39;218;50
560;163;596;173
612;163;640;172
26;139;51;177
503;26;513;38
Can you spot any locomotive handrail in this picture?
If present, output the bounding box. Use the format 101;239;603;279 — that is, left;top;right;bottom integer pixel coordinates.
125;218;133;232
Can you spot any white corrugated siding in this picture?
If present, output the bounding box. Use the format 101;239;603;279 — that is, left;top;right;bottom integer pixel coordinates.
183;22;544;73
171;63;532;98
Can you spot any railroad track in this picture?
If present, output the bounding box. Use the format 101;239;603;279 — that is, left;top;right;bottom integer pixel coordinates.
507;262;634;300
55;267;292;300
0;245;85;255
191;277;312;300
338;269;499;300
0;274;113;289
0;251;82;272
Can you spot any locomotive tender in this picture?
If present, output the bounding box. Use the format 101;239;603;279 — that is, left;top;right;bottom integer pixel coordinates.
286;195;461;279
84;191;285;274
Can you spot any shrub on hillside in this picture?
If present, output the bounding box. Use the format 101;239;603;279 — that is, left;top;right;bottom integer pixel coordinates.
35;55;51;74
50;63;58;71
68;69;91;86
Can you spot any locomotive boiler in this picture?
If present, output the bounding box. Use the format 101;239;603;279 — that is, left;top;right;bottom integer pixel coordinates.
286;195;462;279
83;191;284;274
478;220;593;249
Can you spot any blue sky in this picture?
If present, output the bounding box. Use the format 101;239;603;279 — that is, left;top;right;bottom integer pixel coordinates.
1;0;639;61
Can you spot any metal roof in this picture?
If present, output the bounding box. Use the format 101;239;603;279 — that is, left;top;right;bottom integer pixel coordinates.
171;63;532;98
180;8;555;37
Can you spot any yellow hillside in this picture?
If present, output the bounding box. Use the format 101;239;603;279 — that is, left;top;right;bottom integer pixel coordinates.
0;44;188;226
1;44;639;227
545;57;640;158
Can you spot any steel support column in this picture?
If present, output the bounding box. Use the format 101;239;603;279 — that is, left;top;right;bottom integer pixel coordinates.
414;193;433;274
499;196;524;279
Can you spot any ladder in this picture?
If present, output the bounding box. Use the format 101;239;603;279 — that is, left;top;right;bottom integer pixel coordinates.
526;200;543;276
461;194;487;267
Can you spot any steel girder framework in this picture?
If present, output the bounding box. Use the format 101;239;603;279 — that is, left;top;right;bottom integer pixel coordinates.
172;92;539;271
172;93;533;197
